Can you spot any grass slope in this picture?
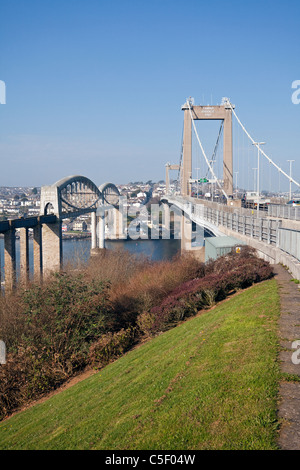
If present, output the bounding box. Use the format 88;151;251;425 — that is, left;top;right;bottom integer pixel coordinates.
0;279;281;450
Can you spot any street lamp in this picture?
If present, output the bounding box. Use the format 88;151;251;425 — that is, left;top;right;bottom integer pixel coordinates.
252;168;257;193
234;171;239;197
196;168;201;199
287;160;295;201
252;142;266;215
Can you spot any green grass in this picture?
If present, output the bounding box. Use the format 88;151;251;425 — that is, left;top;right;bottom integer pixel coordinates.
0;279;281;450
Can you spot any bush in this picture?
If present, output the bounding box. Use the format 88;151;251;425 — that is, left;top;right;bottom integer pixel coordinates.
89;327;136;368
108;253;205;328
0;272;111;420
139;249;274;336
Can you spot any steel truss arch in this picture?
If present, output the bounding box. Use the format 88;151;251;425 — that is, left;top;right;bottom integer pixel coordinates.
99;182;120;207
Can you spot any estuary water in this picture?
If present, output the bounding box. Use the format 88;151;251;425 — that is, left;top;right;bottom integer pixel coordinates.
0;237;181;279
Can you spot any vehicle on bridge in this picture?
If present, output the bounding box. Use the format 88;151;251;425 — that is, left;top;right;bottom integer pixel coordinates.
287;199;300;206
241;191;270;211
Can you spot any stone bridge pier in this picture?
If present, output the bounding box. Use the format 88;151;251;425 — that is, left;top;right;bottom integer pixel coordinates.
0;215;57;292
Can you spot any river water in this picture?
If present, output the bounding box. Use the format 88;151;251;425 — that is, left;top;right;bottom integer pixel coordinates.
0;237;181;279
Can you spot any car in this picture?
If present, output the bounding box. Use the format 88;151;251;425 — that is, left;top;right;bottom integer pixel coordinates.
287;200;300;206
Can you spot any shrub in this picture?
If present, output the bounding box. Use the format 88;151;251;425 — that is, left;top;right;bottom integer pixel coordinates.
0;272;111;419
142;250;274;335
108;253;205;328
89;327;136;368
136;311;157;338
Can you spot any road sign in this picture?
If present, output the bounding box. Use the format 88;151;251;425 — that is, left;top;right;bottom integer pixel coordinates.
198;178;209;183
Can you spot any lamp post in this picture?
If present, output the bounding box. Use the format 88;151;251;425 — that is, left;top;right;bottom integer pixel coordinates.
287;160;295;201
252;142;266;216
252;168;257;194
234;171;239;198
196;168;200;199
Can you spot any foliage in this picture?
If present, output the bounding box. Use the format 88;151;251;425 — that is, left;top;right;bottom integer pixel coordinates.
0;280;281;450
89;327;136;368
0;245;273;422
0;272;110;420
137;247;274;336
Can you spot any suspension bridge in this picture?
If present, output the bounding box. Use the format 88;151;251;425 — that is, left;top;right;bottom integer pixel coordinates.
163;97;300;279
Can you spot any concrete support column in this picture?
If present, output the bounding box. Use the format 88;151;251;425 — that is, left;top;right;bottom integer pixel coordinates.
181;210;192;252
33;225;43;282
4;228;16;291
223;109;233;197
182;109;192;197
91;212;97;249
42;221;62;275
97;214;105;249
19;227;30;285
163;203;170;235
113;207;125;239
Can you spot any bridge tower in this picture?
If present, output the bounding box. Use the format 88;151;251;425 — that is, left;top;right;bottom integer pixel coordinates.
165;163;180;195
181;99;234;198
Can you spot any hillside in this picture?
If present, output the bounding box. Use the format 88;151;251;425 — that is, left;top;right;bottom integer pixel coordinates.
0;279;281;450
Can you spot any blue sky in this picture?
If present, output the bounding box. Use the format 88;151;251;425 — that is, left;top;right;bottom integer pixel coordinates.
0;0;299;191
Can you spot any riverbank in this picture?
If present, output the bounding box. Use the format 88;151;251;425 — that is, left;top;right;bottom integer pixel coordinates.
62;231;91;240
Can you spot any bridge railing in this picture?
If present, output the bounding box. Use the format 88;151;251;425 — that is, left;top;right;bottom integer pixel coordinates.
278;228;300;261
167;195;300;263
195;204;300;262
196;205;280;247
268;204;300;221
170;196;281;246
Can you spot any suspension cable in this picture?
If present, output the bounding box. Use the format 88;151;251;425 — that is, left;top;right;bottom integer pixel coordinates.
187;100;229;200
176;124;184;194
226;100;300;188
205;120;224;178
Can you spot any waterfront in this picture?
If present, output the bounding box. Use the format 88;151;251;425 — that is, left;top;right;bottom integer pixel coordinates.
0;237;181;279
